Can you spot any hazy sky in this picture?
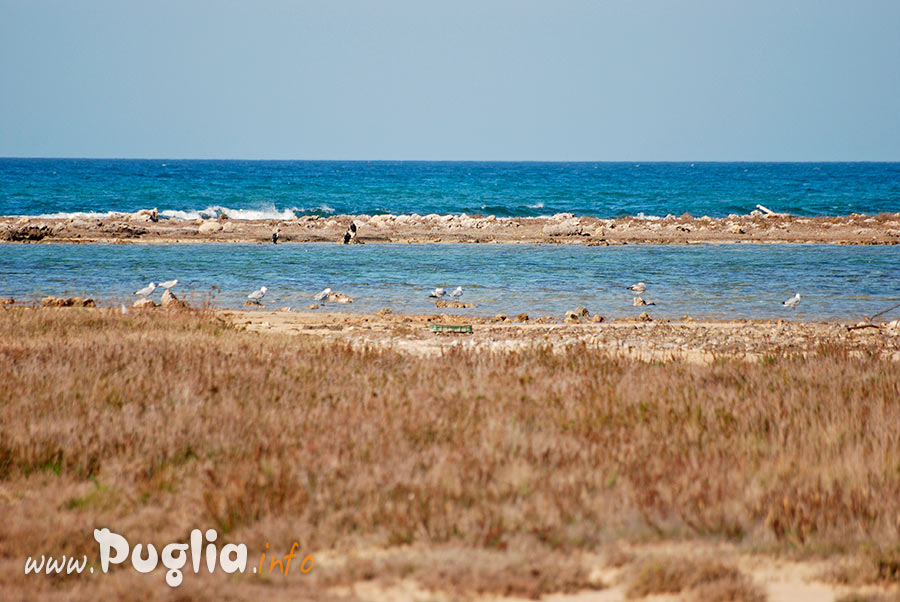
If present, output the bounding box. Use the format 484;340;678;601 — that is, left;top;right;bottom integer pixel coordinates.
1;0;898;160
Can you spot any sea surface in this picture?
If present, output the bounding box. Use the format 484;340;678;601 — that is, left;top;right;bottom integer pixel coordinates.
1;243;898;321
1;159;898;219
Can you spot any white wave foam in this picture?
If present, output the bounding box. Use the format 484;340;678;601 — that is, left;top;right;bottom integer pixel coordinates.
634;212;663;221
526;202;544;209
24;210;130;220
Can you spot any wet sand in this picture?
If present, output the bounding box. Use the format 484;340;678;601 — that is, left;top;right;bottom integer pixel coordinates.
3;210;900;245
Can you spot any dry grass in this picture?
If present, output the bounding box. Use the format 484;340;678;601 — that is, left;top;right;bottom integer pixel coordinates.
624;556;764;600
2;307;900;599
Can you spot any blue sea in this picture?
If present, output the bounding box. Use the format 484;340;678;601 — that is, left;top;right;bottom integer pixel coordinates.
1;159;898;219
1;160;898;320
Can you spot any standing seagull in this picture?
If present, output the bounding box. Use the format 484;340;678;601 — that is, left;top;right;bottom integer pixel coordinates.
429;287;446;298
159;279;178;291
783;293;801;308
450;286;463;297
314;287;332;301
134;282;156;297
627;282;647;294
247;286;268;305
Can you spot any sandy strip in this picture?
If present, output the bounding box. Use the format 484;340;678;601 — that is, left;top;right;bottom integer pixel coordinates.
221;309;900;363
3;211;900;245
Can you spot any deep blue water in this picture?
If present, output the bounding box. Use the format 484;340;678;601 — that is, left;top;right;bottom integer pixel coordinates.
1;243;898;321
1;159;898;219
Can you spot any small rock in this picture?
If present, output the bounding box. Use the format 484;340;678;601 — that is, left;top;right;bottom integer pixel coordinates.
727;224;745;234
515;313;529;322
493;313;508;322
305;303;319;310
435;299;474;309
133;298;157;309
591;314;604;323
639;312;652;322
222;222;236;233
198;221;222;234
633;296;655;306
243;301;264;307
377;308;393;316
130;208;159;223
325;292;353;304
564;306;590;320
0;298;14;306
161;289;187;309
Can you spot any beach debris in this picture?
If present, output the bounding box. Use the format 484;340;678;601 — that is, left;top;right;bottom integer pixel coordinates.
130;208;159;223
591;314;605;323
134;282;156;297
277;307;292;312
493;313;508;322
42;296;96;308
161;289;187;309
639;312;652;322
314;288;332;301
247;286;267;305
435;299;473;309
198;221;222;234
564;306;590;321
159;279;178;291
515;313;529;322
133;298;157;309
783;293;801;308
450;286;463;297
305;303;319;310
430;324;473;334
429;287;447;298
627;282;647;294
633;296;655;306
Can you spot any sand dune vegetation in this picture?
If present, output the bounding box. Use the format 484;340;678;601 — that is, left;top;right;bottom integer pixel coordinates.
2;307;900;600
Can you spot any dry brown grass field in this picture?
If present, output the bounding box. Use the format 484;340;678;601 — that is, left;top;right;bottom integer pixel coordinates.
2;307;900;601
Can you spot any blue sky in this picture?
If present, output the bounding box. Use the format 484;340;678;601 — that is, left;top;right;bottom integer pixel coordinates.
1;0;898;160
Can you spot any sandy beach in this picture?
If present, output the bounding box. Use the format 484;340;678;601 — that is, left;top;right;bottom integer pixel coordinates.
3;210;900;245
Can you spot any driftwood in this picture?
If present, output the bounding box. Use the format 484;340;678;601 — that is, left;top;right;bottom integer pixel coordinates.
847;323;880;332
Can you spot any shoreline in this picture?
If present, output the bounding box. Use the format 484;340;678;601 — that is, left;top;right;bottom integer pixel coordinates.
3;210;900;245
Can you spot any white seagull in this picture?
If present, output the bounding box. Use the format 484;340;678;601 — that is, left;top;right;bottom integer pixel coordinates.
627;282;647;294
450;286;463;297
314;287;332;301
134;282;156;297
783;293;801;308
429;287;446;298
159;279;178;290
247;286;268;304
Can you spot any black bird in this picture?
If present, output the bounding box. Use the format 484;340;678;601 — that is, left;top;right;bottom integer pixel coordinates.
272;230;279;244
342;231;351;244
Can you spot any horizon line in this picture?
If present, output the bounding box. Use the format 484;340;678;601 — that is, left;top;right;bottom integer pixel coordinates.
2;156;899;164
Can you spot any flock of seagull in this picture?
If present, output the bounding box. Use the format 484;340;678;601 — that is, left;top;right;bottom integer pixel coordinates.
133;279;802;309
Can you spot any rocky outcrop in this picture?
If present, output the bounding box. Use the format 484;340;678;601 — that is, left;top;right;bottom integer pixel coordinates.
102;222;148;237
42;296;96;307
564;306;590;320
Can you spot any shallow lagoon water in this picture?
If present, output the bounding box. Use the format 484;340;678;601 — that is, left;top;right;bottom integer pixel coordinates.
2;243;898;321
